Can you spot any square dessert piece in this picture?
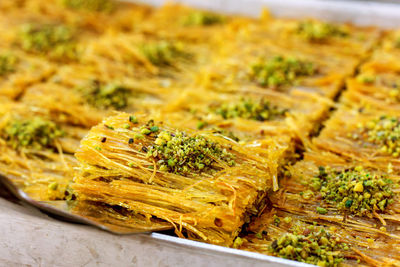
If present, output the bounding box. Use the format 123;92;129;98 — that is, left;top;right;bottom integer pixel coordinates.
190;15;380;99
72;113;287;246
0;98;81;200
314;101;400;172
155;87;331;145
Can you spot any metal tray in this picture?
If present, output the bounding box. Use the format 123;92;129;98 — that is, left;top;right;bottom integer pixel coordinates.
2;1;400;266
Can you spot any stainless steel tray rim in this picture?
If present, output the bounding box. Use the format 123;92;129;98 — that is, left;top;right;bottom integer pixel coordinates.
152;232;314;267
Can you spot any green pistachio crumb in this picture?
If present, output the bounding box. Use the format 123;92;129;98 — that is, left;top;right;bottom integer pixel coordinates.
128;162;135;168
273;215;281;226
147;130;236;176
283;217;292;224
197;121;208;130
129;115;138;124
48;182;58;191
356;74;375;84
134;133;144;139
345;199;353;208
232;237;244;249
255;232;263;239
141;128;151;135
316;206;328;215
150;126;159;133
301;190;314;200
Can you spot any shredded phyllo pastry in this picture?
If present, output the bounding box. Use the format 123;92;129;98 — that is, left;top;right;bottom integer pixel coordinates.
1;0;400;265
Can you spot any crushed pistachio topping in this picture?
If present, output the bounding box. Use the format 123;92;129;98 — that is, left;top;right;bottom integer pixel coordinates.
356;74;375;84
139;41;188;67
19;23;77;60
250;56;316;88
310;166;394;216
129;115;138;124
2;117;65;150
270;225;347;267
296;20;348;42
79;80;130;110
182;11;224;26
232;237;245;249
212;98;287;121
48;181;59;191
196;120;208;130
356;116;400;157
62;0;115;12
283;216;292;224
146;127;236;176
0;54;18;76
273;215;281;226
316;206;328;215
255;231;265;239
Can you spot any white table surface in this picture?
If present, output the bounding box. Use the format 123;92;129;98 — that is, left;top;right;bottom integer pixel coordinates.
0;191;291;267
